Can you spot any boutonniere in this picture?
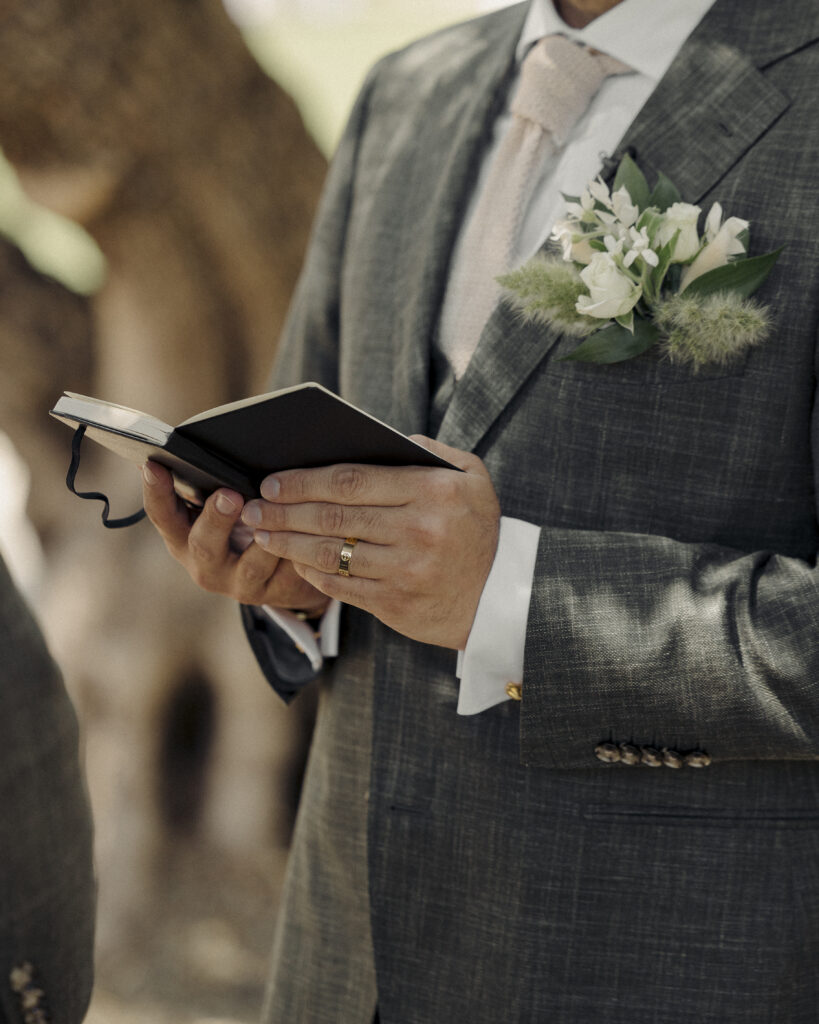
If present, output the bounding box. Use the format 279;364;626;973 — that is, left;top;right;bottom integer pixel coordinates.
498;155;782;368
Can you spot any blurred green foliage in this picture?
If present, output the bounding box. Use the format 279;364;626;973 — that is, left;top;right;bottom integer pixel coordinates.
0;153;106;294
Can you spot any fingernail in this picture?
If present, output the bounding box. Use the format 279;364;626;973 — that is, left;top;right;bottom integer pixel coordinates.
255;530;271;548
242;503;262;526
142;463;159;486
215;492;237;515
261;476;280;500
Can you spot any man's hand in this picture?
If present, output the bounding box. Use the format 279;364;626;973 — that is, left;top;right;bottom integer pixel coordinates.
240;437;501;650
142;462;329;614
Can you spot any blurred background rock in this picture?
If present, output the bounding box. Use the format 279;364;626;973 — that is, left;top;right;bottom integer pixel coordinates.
0;0;512;1020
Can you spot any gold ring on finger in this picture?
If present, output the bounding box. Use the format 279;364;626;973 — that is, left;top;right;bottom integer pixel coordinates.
337;537;358;577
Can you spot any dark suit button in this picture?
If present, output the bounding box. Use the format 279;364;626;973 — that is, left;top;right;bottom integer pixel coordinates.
662;748;684;769
594;742;621;764
684;750;712;768
619;743;641;765
640;746;663;767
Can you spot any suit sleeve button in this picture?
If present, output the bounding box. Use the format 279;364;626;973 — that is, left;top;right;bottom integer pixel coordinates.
684;750;712;768
640;746;663;767
619;743;641;765
594;742;621;764
661;748;684;769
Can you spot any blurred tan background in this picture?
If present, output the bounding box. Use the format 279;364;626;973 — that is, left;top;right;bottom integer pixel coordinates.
0;1;514;1021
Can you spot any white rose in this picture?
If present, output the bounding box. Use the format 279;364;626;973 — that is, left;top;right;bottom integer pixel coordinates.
576;252;642;320
680;210;749;290
655;202;702;262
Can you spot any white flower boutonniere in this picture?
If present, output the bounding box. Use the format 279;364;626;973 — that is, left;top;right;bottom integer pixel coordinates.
498;155;782;368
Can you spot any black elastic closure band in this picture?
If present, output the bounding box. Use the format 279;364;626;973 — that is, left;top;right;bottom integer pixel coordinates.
66;425;147;529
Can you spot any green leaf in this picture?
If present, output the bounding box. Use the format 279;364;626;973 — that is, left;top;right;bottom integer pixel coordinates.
588;238;606;252
683;246;784;299
613;154;651;212
657;232;680;267
561;192;581;205
637;208;664;238
615;310;635;332
648;229;680;297
648;172;682;212
560;317;660;364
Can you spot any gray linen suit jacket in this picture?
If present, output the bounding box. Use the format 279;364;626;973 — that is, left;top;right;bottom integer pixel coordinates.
0;557;95;1024
244;1;819;1020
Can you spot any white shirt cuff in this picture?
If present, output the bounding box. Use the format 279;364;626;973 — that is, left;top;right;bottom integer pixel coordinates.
261;599;341;673
456;516;541;715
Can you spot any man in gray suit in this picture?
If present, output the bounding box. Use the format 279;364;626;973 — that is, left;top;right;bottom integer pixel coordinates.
144;0;819;1019
0;557;95;1024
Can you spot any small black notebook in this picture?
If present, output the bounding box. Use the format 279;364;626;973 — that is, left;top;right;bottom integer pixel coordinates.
50;382;455;508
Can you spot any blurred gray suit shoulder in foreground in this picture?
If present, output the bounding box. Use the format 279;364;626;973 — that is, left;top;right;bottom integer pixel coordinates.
0;557;95;1024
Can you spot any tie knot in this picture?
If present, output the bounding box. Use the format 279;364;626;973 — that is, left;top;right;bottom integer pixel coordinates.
511;34;629;145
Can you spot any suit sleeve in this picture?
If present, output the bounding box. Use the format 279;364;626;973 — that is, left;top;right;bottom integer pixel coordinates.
0;558;96;1023
241;64;381;699
266;63;381;396
520;405;819;768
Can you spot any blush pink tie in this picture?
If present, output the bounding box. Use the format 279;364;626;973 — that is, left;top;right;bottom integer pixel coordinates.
440;34;629;379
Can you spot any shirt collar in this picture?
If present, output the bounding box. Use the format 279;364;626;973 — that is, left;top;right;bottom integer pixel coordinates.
518;0;718;81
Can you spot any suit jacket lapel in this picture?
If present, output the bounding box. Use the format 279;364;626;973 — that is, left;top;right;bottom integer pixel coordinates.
385;6;526;436
436;0;817;454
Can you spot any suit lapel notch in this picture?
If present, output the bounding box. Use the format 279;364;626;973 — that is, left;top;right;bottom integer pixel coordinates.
609;40;790;206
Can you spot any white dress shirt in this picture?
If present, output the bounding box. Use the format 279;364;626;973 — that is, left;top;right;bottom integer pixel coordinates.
266;0;716;712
